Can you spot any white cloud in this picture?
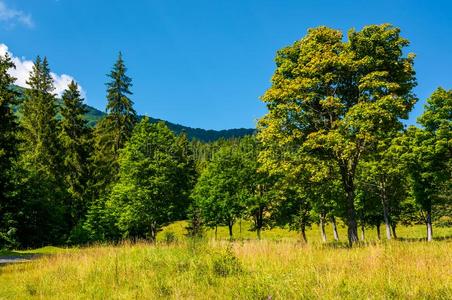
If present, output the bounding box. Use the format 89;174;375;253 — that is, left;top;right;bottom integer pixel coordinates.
0;43;86;98
0;1;34;28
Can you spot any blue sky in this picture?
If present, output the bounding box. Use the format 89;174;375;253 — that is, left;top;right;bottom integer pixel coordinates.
1;0;451;130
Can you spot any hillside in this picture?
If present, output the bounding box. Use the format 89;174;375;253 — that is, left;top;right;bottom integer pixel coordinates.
84;104;255;141
12;86;255;142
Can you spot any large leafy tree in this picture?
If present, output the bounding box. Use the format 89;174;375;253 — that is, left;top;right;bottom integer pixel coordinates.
396;88;451;241
104;118;194;241
357;137;409;240
192;142;247;238
270;175;313;243
258;24;416;245
0;52;20;247
59;81;92;229
239;136;275;239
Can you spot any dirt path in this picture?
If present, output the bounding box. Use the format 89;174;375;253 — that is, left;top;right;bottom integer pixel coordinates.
0;256;32;265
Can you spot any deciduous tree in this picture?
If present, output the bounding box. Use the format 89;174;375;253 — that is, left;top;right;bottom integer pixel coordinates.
258;24;416;245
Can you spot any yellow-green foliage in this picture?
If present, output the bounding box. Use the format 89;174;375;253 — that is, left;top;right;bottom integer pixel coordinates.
1;225;451;299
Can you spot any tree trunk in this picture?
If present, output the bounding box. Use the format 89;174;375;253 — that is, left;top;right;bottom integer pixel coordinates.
340;164;359;246
215;225;218;240
381;188;392;240
426;209;433;242
360;223;365;241
376;224;381;240
319;213;327;242
331;215;339;241
228;221;233;239
391;223;397;239
345;186;358;245
300;222;307;243
256;205;263;240
150;221;157;243
239;218;242;239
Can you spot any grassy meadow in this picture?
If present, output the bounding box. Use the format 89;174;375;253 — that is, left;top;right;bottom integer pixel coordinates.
0;223;451;299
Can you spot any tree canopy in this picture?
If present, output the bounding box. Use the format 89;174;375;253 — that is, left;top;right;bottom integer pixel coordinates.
258;24;417;244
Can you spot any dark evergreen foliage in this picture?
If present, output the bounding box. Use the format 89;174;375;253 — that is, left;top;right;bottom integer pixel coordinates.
60;81;92;231
0;53;20;248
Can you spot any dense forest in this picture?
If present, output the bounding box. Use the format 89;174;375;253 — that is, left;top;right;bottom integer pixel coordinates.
0;24;450;248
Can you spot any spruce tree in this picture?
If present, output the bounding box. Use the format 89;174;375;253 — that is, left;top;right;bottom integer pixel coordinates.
60;81;91;228
105;52;137;158
0;52;20;247
18;56;66;246
89;53;137;198
21;56;61;173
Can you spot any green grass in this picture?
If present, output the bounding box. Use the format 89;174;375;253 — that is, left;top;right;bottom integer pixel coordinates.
1;224;451;299
1;239;451;299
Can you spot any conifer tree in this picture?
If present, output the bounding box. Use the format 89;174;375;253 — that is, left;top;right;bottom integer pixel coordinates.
0;52;20;247
90;53;137;198
18;56;67;246
60;81;91;228
21;56;61;173
105;52;137;158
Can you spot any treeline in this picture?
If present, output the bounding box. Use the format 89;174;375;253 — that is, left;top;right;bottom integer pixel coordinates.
12;85;255;141
0;24;450;248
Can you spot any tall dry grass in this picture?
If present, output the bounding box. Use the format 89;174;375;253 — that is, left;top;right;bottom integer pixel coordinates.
1;238;451;299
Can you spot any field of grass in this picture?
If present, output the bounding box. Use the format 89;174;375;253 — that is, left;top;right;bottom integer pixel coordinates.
1;224;451;299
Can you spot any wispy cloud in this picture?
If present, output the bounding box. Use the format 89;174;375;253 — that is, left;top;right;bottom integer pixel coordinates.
0;43;86;98
0;1;34;28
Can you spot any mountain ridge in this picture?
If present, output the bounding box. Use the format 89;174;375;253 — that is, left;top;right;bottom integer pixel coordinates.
12;85;255;142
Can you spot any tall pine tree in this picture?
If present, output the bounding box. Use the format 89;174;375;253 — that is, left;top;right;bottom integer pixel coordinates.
90;53;137;196
85;53;138;238
18;56;67;246
21;56;61;173
60;81;91;229
105;52;137;158
0;52;20;247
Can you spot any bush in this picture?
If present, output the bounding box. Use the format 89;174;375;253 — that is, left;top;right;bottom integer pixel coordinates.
436;216;452;227
66;222;91;245
212;246;242;277
0;228;18;249
163;231;178;244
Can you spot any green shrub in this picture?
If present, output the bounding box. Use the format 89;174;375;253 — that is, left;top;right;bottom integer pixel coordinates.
212;246;242;277
163;231;178;244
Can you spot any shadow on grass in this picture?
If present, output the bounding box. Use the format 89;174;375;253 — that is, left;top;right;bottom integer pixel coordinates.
395;235;452;242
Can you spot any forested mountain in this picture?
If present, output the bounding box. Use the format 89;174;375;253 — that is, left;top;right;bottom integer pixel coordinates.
12;85;255;142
